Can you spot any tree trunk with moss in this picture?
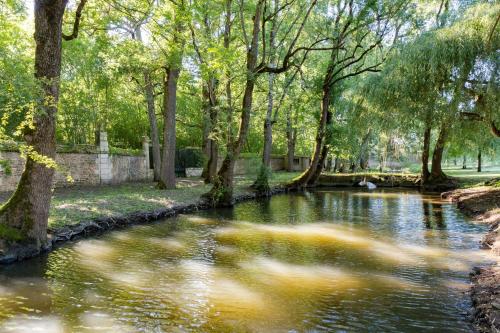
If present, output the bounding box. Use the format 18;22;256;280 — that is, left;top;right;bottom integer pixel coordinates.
0;0;67;261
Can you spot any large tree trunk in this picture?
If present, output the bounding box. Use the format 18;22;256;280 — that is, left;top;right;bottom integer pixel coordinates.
309;142;329;184
462;155;467;169
158;67;180;189
421;122;432;183
285;108;296;172
0;0;67;260
253;72;275;193
144;71;161;181
203;0;263;206
429;123;448;181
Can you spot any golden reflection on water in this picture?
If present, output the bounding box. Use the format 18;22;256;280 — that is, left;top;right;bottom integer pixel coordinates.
0;189;491;332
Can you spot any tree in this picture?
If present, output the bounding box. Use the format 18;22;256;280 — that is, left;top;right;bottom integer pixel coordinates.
289;0;408;188
155;0;188;189
0;0;87;260
367;2;499;185
203;0;318;205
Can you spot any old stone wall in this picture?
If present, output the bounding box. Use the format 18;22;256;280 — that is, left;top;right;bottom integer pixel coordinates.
0;151;153;192
217;156;310;175
0;132;153;192
111;155;150;184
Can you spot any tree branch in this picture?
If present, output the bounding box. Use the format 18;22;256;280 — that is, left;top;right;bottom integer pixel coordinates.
62;0;88;41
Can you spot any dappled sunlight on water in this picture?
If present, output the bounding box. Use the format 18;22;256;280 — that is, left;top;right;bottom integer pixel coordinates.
0;189;491;332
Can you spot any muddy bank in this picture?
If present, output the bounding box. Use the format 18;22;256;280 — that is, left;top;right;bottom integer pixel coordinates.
442;187;500;332
318;173;461;191
318;173;422;188
0;187;288;264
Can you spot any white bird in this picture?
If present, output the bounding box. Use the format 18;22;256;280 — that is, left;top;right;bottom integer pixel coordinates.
359;177;377;190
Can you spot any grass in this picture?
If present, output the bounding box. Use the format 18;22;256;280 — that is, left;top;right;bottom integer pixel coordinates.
442;166;500;187
32;172;299;229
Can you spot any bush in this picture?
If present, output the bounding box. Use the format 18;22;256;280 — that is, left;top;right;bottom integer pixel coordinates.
0;159;12;175
109;146;143;156
0;140;20;152
176;147;205;170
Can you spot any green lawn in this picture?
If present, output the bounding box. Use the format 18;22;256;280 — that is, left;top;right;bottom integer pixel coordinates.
443;166;500;187
43;172;300;229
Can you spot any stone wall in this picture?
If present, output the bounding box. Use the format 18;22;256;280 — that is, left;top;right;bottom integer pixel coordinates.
111;155;150;183
217;156;310;175
0;132;153;192
1;133;310;190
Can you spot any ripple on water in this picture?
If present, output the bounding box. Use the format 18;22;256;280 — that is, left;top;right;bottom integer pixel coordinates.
0;189;490;332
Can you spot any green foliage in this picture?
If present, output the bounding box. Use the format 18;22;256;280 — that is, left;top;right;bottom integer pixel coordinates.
253;164;273;193
176;147;205;169
0;0;498;194
0;140;20;152
109;146;143;156
0;159;12;175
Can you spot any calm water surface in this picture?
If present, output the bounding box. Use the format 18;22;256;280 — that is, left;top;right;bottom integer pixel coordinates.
0;189;491;332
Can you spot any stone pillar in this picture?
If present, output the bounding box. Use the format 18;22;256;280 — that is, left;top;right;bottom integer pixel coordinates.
142;136;150;169
97;131;112;184
142;136;153;180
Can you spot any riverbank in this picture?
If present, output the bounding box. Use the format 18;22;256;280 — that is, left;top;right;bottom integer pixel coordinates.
0;173;300;263
319;173;421;188
442;183;500;333
0;170;489;263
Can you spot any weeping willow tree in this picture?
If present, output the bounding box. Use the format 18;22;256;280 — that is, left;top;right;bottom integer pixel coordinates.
368;2;500;185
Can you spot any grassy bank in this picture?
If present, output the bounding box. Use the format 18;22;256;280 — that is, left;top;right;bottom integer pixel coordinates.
443;166;500;187
1;167;499;230
0;172;301;230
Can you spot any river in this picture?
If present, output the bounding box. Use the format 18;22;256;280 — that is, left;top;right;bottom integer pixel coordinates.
0;189;491;332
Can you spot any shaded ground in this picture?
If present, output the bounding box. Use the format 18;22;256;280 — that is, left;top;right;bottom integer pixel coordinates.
442;186;500;333
444;166;500;187
0;172;301;230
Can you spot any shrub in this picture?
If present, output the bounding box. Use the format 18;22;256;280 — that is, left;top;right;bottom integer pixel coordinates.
176;147;205;169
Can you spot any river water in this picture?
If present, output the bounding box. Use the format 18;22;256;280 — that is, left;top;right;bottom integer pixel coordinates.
0;189;491;332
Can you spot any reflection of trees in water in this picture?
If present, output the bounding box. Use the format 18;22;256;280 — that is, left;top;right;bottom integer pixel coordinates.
422;200;445;229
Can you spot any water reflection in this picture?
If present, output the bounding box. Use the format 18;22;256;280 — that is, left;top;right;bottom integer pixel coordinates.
0;189;490;332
